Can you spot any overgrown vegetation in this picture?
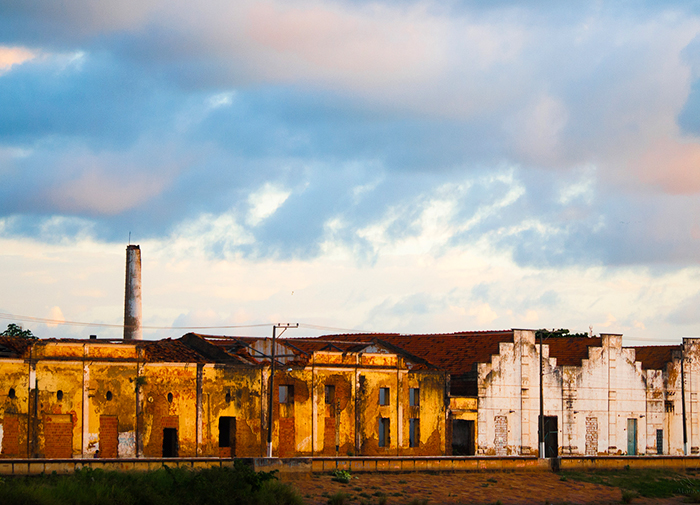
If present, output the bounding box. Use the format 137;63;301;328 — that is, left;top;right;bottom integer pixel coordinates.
331;469;353;483
1;323;36;339
0;462;303;505
561;469;700;499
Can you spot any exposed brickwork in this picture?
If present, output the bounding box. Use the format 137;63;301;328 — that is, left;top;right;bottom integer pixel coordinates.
585;417;598;456
323;417;336;455
1;415;20;457
99;416;118;458
218;446;231;458
278;417;295;457
494;416;507;456
144;415;179;458
44;416;73;459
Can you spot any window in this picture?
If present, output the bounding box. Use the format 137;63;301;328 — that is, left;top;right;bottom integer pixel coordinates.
409;418;420;448
8;388;16;399
106;391;113;401
656;429;663;455
379;387;390;406
279;385;293;404
325;385;335;405
665;400;674;413
409;388;420;407
167;392;173;403
219;417;236;448
56;390;63;401
378;417;390;447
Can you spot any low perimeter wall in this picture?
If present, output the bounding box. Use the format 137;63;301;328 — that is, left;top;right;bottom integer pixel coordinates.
2;456;700;476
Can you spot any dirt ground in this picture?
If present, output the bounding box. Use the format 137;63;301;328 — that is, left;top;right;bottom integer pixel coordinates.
288;471;690;505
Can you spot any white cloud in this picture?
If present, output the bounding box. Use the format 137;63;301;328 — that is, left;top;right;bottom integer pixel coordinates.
246;182;291;226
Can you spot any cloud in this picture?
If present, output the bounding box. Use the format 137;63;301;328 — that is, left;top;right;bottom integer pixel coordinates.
0;46;36;73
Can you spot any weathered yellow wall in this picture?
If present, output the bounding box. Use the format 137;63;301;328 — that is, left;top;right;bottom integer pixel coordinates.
0;360;30;458
87;362;138;457
139;363;198;457
401;371;446;455
36;359;83;457
201;365;263;457
312;366;356;456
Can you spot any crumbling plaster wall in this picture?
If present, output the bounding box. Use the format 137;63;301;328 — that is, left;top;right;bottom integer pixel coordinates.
0;359;29;457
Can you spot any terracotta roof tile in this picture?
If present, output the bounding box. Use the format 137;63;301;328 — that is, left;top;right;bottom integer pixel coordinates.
140;339;206;363
545;336;602;367
0;336;32;357
632;345;678;370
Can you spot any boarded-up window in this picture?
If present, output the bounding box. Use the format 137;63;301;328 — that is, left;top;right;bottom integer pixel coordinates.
409;418;420;448
279;385;293;404
325;385;335;404
99;416;118;458
378;417;390;447
409;388;420;407
44;414;73;459
379;388;390;406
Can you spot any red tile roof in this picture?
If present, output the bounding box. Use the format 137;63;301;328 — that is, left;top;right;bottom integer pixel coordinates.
314;331;515;375
140;338;206;363
0;336;32;357
545;336;602;367
632;345;678;370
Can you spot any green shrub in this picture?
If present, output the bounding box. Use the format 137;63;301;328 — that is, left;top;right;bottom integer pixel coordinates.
327;492;350;505
331;469;352;484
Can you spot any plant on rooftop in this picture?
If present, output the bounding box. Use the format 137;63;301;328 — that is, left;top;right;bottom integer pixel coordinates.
1;323;36;339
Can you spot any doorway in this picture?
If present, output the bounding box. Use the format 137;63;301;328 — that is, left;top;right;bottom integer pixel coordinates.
627;418;637;455
452;419;475;455
539;415;558;458
162;428;178;457
218;417;236;457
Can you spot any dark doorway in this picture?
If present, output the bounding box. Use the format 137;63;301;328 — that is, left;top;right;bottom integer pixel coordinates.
539;416;558;458
218;417;236;457
162;428;178;457
452;419;476;455
627;418;637;455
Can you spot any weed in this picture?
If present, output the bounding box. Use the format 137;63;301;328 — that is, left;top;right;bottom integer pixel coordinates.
373;491;386;497
359;492;371;498
327;491;350;505
378;495;388;505
407;500;428;505
332;469;353;484
621;490;637;503
559;476;567;482
353;487;363;492
398;480;407;484
487;477;498;483
391;491;403;496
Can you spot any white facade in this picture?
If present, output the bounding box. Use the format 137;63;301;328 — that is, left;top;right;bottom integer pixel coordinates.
476;330;700;456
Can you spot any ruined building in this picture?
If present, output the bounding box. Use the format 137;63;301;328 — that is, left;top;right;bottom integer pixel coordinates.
1;245;697;458
1;328;698;459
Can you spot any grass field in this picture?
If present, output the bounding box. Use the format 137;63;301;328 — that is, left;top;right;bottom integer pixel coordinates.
0;461;304;505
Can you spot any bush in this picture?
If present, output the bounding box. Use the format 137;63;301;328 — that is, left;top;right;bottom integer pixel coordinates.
327;492;350;505
331;469;352;484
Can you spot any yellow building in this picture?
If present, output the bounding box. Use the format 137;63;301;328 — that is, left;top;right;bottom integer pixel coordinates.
0;333;447;459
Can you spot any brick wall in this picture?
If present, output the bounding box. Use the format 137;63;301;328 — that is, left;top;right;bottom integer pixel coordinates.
278;417;295;458
1;415;20;457
44;416;73;459
99;416;118;458
323;417;336;455
585;417;598;456
494;416;507;456
145;415;179;458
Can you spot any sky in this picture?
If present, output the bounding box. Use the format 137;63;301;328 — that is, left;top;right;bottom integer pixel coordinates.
2;1;700;344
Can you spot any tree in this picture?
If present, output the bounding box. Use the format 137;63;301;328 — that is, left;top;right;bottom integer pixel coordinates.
1;323;37;339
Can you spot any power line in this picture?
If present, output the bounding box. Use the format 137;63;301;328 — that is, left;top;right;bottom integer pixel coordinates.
0;312;371;333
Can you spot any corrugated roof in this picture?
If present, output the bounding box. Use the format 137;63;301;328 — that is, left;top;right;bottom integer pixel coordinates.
632;345;678;370
140;338;206;363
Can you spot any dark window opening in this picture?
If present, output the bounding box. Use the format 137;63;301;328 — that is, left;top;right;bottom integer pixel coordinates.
218;416;236;451
8;388;16;399
409;418;420;448
279;385;293;404
325;385;335;405
665;400;674;413
378;417;390;447
656;429;663;455
57;390;63;401
409;388;420;407
162;428;178;457
452;419;475;455
379;387;390;406
539;415;559;458
225;390;231;402
167;392;173;403
106;391;113;401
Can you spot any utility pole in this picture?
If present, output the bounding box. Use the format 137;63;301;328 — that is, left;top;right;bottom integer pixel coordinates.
682;341;688;456
266;323;299;458
539;331;545;459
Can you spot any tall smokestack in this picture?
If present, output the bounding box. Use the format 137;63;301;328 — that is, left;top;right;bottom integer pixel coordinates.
123;245;143;340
